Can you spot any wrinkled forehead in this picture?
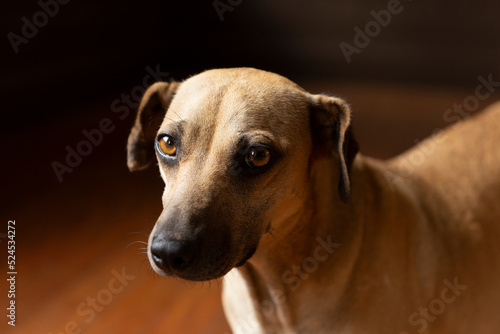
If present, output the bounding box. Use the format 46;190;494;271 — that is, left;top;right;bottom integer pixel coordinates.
165;70;309;135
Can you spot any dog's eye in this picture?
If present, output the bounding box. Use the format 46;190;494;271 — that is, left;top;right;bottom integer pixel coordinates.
158;136;177;156
245;147;270;168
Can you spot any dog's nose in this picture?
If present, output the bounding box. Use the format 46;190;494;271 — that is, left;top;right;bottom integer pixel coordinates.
150;234;197;273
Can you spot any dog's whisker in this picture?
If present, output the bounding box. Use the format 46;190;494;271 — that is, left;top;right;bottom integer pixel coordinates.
236;266;250;276
127;231;149;237
170;109;184;123
137;258;150;274
267;228;278;240
164;116;178;124
212;278;223;292
126;241;149;249
163;105;184;125
146;116;157;130
148;266;161;280
182;279;198;290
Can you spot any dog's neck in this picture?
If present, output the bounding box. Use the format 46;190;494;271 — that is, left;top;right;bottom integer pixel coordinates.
247;154;370;267
228;154;423;332
228;156;362;329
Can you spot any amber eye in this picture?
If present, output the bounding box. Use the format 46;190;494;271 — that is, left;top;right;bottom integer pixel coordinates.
158;136;177;156
245;147;271;168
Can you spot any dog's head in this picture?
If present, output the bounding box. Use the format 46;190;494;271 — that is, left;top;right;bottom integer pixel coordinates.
127;68;357;281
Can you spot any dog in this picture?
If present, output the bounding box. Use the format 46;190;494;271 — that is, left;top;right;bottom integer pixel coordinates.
127;68;500;333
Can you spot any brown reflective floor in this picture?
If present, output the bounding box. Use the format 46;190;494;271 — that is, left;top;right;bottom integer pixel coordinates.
2;81;497;334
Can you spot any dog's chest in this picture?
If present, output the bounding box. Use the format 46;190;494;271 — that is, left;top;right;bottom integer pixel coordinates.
222;269;297;334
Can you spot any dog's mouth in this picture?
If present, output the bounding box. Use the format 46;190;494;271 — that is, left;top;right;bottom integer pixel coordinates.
235;246;257;267
148;240;258;281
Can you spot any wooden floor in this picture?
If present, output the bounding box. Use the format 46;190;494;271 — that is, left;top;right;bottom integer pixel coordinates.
2;80;498;334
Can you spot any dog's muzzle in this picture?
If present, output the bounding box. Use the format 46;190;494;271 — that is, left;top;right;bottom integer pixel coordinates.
149;223;242;281
148;226;259;281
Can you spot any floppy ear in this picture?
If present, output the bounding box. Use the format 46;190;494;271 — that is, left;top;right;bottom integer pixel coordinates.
308;94;359;203
127;81;179;171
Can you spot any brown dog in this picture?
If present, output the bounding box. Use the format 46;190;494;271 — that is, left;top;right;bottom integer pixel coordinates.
127;68;500;333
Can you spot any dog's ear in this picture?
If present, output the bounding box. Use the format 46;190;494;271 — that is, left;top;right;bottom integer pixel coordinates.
308;94;359;202
127;81;179;171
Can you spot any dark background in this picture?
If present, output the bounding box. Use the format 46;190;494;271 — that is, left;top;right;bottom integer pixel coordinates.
3;0;500;208
2;1;500;333
4;0;500;135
